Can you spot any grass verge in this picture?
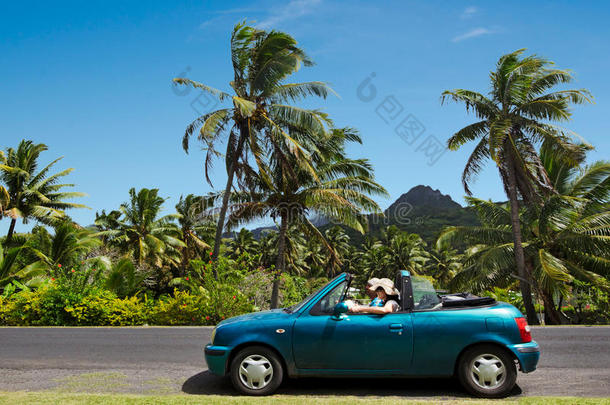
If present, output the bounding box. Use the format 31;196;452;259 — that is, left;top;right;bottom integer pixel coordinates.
0;393;609;405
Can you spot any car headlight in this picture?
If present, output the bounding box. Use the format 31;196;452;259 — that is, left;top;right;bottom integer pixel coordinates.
210;327;216;345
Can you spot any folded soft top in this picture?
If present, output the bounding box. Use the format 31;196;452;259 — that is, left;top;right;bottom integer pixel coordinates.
441;292;496;308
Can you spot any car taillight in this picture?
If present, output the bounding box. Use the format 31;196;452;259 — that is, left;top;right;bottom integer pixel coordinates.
514;317;532;343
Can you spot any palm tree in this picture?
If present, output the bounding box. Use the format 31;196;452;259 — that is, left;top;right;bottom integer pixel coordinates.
205;128;387;308
95;188;185;268
439;166;610;324
302;237;326;277
441;49;592;323
25;222;103;271
174;22;335;263
426;243;463;289
322;226;351;277
227;228;258;258
0;184;9;217
0;243;46;289
0;140;87;244
175;194;212;272
269;224;310;276
104;257;149;298
257;231;279;269
380;226;429;274
354;237;389;280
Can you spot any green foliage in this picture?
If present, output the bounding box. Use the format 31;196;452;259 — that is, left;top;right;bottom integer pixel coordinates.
484;287;525;313
564;280;610;324
94;188;185;270
24;223;104;273
104;258;149;298
0;251;325;326
441;49;591;198
0;286;150;326
1;46;607;325
0;140;87;242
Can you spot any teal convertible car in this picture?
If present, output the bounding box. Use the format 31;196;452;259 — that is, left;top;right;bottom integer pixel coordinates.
204;271;539;398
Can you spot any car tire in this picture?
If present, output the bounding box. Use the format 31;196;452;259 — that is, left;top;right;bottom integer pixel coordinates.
230;345;284;396
457;344;517;398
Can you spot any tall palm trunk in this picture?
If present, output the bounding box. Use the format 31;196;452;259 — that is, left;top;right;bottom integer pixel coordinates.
505;156;539;325
271;212;288;309
541;290;562;325
526;259;561;324
211;128;247;277
5;218;16;244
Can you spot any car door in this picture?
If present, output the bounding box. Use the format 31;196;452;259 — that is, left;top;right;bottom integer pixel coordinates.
292;279;413;371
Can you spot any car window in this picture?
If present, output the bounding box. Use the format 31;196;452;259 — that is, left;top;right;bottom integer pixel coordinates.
412;276;442;310
310;280;348;315
289;274;345;313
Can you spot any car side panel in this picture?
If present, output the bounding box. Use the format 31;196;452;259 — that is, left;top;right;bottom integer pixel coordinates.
292;312;413;371
211;317;298;376
409;303;523;376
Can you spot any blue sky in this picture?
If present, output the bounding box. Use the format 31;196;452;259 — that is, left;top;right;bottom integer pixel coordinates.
2;0;610;234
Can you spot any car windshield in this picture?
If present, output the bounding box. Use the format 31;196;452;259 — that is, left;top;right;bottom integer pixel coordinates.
285;274;347;313
412;275;442;310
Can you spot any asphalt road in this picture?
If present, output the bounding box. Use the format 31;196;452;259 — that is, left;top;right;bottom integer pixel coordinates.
0;326;608;397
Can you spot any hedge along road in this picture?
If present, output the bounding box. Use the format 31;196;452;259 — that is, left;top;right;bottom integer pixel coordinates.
0;326;608;397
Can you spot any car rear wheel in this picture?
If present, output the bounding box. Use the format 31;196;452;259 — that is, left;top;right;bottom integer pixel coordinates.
457;344;517;398
230;346;283;396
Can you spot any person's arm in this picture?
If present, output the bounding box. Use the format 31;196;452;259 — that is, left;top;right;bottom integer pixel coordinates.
351;301;395;314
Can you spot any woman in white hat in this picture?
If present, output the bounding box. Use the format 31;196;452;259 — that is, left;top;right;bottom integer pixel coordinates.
365;277;383;307
350;278;400;314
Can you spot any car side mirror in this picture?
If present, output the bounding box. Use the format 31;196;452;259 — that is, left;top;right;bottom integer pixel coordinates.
332;302;349;319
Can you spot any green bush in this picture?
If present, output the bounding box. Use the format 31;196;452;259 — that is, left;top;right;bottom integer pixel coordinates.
484;287;525;313
0;289;42;325
0;285;150;326
150;289;209;325
66;292;149;326
0;255;327;326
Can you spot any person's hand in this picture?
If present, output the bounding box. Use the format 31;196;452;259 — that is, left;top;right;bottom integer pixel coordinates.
351;304;361;313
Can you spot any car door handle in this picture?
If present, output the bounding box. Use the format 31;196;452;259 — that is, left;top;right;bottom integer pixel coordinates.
389;323;403;334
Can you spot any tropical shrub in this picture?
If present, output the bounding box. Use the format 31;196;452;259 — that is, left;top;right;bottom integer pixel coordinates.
484;287;525;313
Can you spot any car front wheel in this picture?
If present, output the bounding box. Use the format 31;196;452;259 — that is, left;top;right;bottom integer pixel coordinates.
457;344;517;398
230;345;283;396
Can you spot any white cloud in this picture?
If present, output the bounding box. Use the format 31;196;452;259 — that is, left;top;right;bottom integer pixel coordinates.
198;7;260;30
257;0;322;29
199;16;222;29
461;6;478;19
451;27;493;42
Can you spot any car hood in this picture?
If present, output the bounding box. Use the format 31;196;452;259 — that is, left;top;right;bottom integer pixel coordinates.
217;308;293;327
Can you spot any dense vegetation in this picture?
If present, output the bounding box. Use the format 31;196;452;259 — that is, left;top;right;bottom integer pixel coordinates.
1;26;608;325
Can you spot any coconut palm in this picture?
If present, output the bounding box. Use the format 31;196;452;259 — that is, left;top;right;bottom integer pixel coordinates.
227;228;258;258
104;257;149;298
425;244;463;289
0;184;9;217
441;49;592;323
204;128;387;307
257;231;279;269
174;22;335;263
439;173;610;324
95;188;185;268
272;224;309;276
322;226;351;277
25;222;103;271
175;194;213;272
0;140;87;244
354;237;389;280
302;237;327;277
380;226;429;274
0;243;46;289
